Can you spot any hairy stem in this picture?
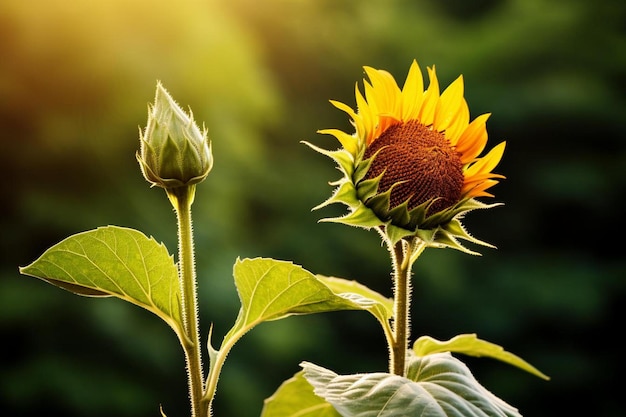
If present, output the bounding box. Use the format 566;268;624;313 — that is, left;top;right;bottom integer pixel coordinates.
389;238;425;376
168;185;207;417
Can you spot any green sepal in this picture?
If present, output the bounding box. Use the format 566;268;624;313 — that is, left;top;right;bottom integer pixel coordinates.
422;199;501;230
355;174;382;202
354;148;391;203
302;141;354;178
313;179;359;211
406;198;438;229
417;225;482;255
387;199;412;227
383;223;416;245
448;198;502;219
352;155;374;184
320;202;385;228
409;199;502;254
332;149;356;178
364;186;392;215
419;201;461;230
442;218;495;249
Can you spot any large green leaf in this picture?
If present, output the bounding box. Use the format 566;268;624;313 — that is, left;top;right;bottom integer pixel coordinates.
19;226;182;335
223;260;393;417
261;370;341;417
302;353;522;417
413;334;549;380
222;258;391;347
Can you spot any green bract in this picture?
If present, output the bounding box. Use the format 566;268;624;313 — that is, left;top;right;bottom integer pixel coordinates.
137;82;213;189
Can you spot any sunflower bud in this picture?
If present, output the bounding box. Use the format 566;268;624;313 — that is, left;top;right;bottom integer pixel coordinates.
137;82;213;189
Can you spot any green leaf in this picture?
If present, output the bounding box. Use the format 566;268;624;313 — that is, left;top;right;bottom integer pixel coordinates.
302;353;522;417
413;334;550;380
222;258;392;347
317;275;393;329
19;226;182;336
261;370;341;417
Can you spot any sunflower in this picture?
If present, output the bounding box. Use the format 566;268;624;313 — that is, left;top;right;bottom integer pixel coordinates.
306;60;506;253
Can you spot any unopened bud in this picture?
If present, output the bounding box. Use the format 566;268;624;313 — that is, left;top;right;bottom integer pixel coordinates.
137;82;213;189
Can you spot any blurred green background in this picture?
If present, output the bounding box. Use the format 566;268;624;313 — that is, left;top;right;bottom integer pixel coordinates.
2;0;624;415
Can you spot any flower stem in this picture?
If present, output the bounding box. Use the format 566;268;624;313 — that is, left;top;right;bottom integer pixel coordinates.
168;185;207;417
389;238;425;376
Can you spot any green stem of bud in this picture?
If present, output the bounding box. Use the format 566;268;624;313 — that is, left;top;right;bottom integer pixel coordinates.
388;237;425;376
167;185;207;417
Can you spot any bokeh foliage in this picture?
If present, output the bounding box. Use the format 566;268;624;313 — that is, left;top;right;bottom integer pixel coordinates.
1;0;624;415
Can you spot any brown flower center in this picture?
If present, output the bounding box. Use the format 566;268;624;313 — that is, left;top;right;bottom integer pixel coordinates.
362;120;464;214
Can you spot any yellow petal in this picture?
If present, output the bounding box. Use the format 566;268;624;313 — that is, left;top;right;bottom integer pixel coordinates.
444;99;469;146
464;141;506;178
464;172;506;186
330;99;364;141
362;79;377;111
363;80;386;140
355;83;375;144
364;66;401;116
330;99;357;121
401;59;425;121
462;179;500;198
434;75;465;133
378;115;401;138
418;66;440;126
317;128;359;156
456;113;490;164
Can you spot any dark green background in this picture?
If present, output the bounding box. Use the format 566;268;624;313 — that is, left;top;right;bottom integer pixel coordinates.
2;0;624;415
